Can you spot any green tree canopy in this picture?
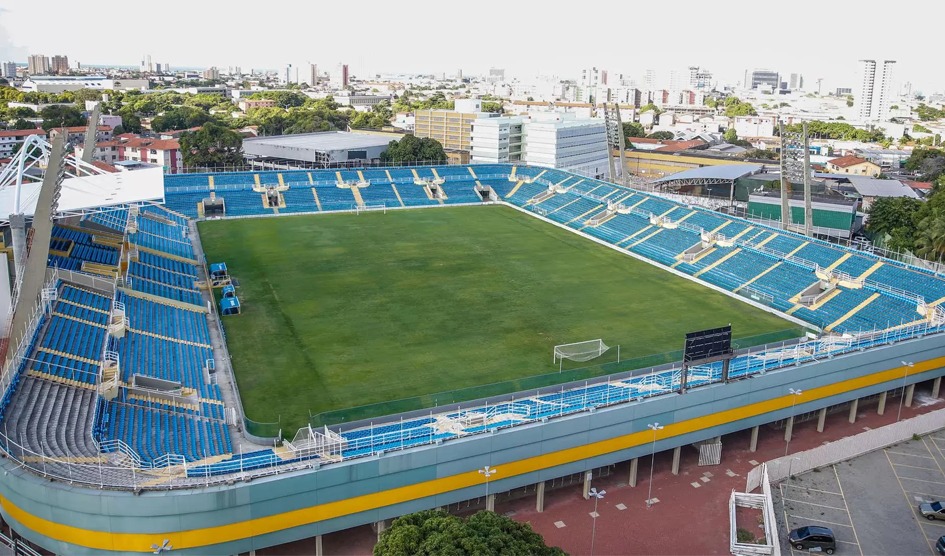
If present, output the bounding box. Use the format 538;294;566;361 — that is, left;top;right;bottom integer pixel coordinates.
723;97;757;117
639;102;661;114
622;121;646;140
150;106;213;132
723;127;738;143
647;131;675;140
40;105;85;130
380;135;447;165
904;148;945;181
374;510;564;556
915;104;945;122
12;118;36;130
249;90;308;108
178;122;243;169
781;120;886;143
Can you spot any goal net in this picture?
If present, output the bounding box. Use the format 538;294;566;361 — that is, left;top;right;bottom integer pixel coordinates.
553;339;611;364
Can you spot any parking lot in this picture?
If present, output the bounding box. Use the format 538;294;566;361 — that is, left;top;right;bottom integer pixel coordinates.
772;431;945;555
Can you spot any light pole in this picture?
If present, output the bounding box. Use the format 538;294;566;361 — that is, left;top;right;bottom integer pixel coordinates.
646;422;664;508
898;361;914;422
588;487;605;556
785;388;803;456
479;465;497;511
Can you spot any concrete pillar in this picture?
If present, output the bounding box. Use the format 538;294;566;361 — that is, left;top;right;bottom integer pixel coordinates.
784;415;795;443
933;377;942;399
878;391;887;415
536;481;546;513
848;398;859;423
376;519;387;543
582;470;592;499
486;494;496;512
671;446;681;476
629;457;639;487
249;551;256;556
905;383;915;408
315;535;323;556
749;425;759;452
816;407;827;433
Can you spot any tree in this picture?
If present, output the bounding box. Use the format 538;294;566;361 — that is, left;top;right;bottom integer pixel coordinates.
12;118;35;130
374;510;564;556
150;106;212;132
622;122;646;140
904;148;945;182
178;122;243;169
723;127;738;143
40;105;86;130
866;197;924;237
380;135;447;164
723;97;757;117
746;148;778;160
639;103;661;114
647;131;675;140
481;101;504;114
913;124;933;134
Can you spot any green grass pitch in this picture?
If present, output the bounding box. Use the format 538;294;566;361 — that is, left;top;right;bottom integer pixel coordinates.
198;205;799;429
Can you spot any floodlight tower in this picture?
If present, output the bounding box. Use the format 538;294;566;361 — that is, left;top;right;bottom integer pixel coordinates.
778;122;812;235
603;103;628;185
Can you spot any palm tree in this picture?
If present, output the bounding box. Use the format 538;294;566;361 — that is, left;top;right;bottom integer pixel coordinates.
913;211;945;262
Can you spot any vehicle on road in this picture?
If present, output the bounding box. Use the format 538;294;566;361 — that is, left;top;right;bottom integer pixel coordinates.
920;501;945;521
788;525;837;554
936;535;945;555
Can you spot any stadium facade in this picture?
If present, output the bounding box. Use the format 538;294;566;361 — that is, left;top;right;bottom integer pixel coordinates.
0;162;943;555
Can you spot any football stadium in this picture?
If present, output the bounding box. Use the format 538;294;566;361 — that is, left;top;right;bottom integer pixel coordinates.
0;138;944;554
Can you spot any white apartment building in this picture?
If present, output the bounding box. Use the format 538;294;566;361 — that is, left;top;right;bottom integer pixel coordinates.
733;115;776;138
470;116;525;164
0;128;48;158
856;59;896;122
1;61;16;79
471;113;608;177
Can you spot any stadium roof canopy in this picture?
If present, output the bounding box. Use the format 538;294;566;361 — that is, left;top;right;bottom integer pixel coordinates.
653;163;764;188
0;167;164;224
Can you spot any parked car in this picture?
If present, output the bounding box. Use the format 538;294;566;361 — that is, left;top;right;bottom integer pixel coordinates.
920;501;945;521
936;535;945;555
788;525;836;554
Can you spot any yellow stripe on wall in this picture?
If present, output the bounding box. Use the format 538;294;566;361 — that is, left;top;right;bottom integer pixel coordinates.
2;357;942;552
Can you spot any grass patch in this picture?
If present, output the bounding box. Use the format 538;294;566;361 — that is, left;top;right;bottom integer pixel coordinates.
198;205;798;430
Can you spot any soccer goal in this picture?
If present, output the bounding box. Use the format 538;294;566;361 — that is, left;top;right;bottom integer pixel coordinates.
356;203;388;215
553;339;613;370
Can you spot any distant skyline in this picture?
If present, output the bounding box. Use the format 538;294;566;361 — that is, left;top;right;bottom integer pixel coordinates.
0;0;942;94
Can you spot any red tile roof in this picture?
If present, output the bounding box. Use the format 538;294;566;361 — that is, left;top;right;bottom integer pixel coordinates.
96;136;180;151
90;160;119;173
0;128;47;138
827;155;871;168
655;139;707;152
903;180;933;190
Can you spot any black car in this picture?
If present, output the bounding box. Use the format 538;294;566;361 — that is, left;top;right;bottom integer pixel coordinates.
936;535;945;556
788;525;836;554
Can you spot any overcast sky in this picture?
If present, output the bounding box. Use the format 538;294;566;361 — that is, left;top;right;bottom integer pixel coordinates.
0;0;941;94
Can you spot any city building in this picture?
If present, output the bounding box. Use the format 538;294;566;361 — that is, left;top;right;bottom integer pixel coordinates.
331;64;349;88
750;69;779;90
202;67;220;81
242;131;391;168
333;93;391;111
789;73;804;91
76;136;183;172
825;155;882;177
414;99;497;164
21;76;149;93
0;61;16;79
237;98;276;112
688;66;713;91
0;128;48;158
733;115;776;138
309;63;318;85
47;125;113;147
27;54;49;75
50;55;69;75
488;68;505;82
470;116;525;164
856;59;896;122
470;112;608;176
835;87;853;96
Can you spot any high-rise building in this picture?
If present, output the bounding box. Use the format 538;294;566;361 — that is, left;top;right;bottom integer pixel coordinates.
1;61;16;79
750;69;780;90
331;63;349;88
789;73;804;91
50;55;69;75
488;68;505;82
202;67;220;81
688;66;713;91
414;99;496;164
456;69;463;81
27;54;49;75
856;59;896;122
309;63;318;85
